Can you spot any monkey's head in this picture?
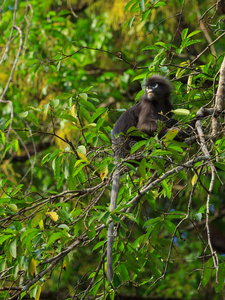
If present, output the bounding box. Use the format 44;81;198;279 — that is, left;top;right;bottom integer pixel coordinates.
145;75;171;101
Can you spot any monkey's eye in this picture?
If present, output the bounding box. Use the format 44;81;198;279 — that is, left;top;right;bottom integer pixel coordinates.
150;83;158;89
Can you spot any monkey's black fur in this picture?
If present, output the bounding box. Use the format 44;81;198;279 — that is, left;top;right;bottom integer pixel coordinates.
112;75;174;158
107;75;174;282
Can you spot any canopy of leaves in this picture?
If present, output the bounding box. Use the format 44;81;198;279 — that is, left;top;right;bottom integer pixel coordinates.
0;0;225;299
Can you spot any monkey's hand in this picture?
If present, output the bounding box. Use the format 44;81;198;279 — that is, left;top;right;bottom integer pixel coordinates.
139;121;158;134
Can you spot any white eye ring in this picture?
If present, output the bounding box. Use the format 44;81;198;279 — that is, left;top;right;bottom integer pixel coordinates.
146;83;158;90
151;83;158;88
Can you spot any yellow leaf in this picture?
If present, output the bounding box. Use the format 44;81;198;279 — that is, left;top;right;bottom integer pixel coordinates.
30;258;37;277
100;165;108;181
35;285;42;300
187;75;193;93
45;211;58;222
31;212;44;227
77;152;89;162
70;104;76;118
39;219;44;230
191;173;198;186
63;258;67;270
164;129;179;142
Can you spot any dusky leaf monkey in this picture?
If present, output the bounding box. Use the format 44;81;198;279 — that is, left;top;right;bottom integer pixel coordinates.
107;75;175;282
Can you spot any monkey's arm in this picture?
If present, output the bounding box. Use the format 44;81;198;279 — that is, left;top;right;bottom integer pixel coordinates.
112;103;141;139
112;103;141;157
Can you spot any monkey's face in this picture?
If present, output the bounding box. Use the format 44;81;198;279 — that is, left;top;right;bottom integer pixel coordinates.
145;82;159;100
145;75;171;101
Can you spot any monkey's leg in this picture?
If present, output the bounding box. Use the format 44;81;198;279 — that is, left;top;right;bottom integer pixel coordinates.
107;170;120;282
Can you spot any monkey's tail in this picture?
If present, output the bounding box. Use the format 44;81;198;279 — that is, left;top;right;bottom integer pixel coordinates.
107;170;120;282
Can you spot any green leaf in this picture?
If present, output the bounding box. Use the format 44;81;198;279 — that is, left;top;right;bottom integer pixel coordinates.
0;235;13;245
79;93;88;101
50;99;60;108
129;16;136;28
53;156;62;181
46;232;67;248
121;212;137;223
124;0;137;12
178;170;187;180
0;259;6;272
172;108;190;116
164;220;176;235
43;103;50;115
57;93;73;100
58;9;70;16
79;98;96;112
118;264;130;281
19;111;28;118
214;162;225;171
153;1;166;7
139;158;146;178
124;253;141;270
1;131;5;145
21;229;39;247
167;145;183;153
12;140;19;152
91;107;107;122
86;223;96;239
140;0;145;11
8;204;18;212
187;30;201;38
92;241;105;251
181;28;189;40
60;113;77;123
142;45;159;51
145;217;161;227
202;258;213;286
73;162;87;176
151;222;162;245
130;1;139;13
59;209;70;220
0;118;5;130
142;8;151;21
151;149;171;156
145;192;156;209
10;239;17;258
58;224;70;231
82;86;94;93
132;73;148;81
148;252;163;277
77;145;86;155
130;140;146;154
90;278;103;297
162;180;172;199
41;153;52;165
123;162;137;173
215;262;225;293
185;39;201;47
79;106;92;122
194;212;202;221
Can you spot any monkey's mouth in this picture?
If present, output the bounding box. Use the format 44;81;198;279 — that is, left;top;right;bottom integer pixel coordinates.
147;91;154;97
